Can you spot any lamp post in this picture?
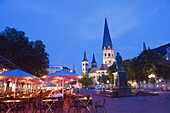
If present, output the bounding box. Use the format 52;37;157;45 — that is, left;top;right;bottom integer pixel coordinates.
148;74;156;93
112;73;114;89
106;80;109;90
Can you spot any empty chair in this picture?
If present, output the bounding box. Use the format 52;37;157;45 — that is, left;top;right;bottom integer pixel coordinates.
51;100;64;113
0;102;6;113
94;99;107;113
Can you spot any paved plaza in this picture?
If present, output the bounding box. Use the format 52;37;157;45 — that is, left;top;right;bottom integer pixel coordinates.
25;90;170;113
94;91;170;113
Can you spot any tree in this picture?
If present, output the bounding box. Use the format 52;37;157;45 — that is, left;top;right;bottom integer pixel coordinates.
107;63;117;84
136;50;163;82
155;60;170;84
0;27;49;77
98;74;110;84
123;59;136;82
79;73;93;89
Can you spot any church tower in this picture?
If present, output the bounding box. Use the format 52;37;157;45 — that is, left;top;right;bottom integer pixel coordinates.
91;53;97;68
102;18;114;67
82;51;88;74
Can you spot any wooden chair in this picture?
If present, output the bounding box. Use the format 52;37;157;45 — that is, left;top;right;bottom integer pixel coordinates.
94;99;107;113
51;100;64;113
0;102;6;113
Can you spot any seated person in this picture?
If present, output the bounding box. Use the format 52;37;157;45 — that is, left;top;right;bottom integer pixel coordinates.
76;88;79;94
56;90;63;98
51;91;58;98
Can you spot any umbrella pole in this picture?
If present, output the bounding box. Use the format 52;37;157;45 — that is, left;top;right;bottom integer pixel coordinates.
62;79;64;89
14;78;17;98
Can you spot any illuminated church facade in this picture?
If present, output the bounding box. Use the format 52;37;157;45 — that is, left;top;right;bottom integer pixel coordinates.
81;18;115;85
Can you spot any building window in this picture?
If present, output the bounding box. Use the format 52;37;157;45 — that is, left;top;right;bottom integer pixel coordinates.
83;64;84;66
105;53;107;57
86;64;88;66
109;61;111;63
108;53;110;57
105;61;107;64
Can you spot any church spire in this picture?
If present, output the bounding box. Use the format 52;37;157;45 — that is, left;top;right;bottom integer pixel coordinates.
102;18;113;50
82;51;88;61
143;42;147;51
92;53;96;63
91;53;97;68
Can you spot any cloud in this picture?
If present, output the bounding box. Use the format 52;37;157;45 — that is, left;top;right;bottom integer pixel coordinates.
5;0;59;16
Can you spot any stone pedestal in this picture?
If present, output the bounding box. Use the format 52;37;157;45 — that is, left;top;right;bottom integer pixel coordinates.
113;71;131;97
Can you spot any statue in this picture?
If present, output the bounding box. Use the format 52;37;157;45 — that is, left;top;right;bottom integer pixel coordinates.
115;52;123;71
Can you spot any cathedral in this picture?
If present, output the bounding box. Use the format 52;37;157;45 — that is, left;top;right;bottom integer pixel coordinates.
82;18;114;85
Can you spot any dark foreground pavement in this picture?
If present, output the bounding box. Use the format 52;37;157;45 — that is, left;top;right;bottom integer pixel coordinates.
26;91;170;113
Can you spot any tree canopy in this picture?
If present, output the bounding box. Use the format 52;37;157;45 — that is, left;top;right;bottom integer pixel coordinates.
123;50;170;85
0;27;49;77
79;73;93;89
107;63;117;83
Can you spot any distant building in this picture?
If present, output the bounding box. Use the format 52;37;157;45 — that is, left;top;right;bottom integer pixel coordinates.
48;65;71;74
48;65;76;74
143;42;170;62
82;18;114;85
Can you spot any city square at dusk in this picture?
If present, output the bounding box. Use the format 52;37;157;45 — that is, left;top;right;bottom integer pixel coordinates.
0;0;170;113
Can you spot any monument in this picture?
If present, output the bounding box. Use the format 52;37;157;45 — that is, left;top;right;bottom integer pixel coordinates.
113;52;131;96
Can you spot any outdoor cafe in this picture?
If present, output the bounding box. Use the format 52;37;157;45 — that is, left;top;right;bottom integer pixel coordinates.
0;69;95;113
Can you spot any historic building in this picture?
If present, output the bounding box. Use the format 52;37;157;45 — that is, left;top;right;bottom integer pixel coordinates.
143;42;170;62
82;18;114;85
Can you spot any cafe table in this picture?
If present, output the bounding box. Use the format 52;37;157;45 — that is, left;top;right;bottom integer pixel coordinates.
42;99;59;113
2;99;21;113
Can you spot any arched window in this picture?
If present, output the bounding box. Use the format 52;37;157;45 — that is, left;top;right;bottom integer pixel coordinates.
108;53;110;57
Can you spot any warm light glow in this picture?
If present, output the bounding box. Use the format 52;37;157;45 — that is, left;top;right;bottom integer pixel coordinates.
106;80;109;84
59;77;63;80
84;97;87;100
148;74;155;79
78;76;83;79
42;75;47;78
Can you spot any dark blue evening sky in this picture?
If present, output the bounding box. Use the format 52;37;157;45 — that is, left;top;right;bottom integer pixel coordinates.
0;0;170;74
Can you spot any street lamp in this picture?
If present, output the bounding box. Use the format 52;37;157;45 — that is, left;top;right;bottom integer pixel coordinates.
148;74;156;93
106;80;110;90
